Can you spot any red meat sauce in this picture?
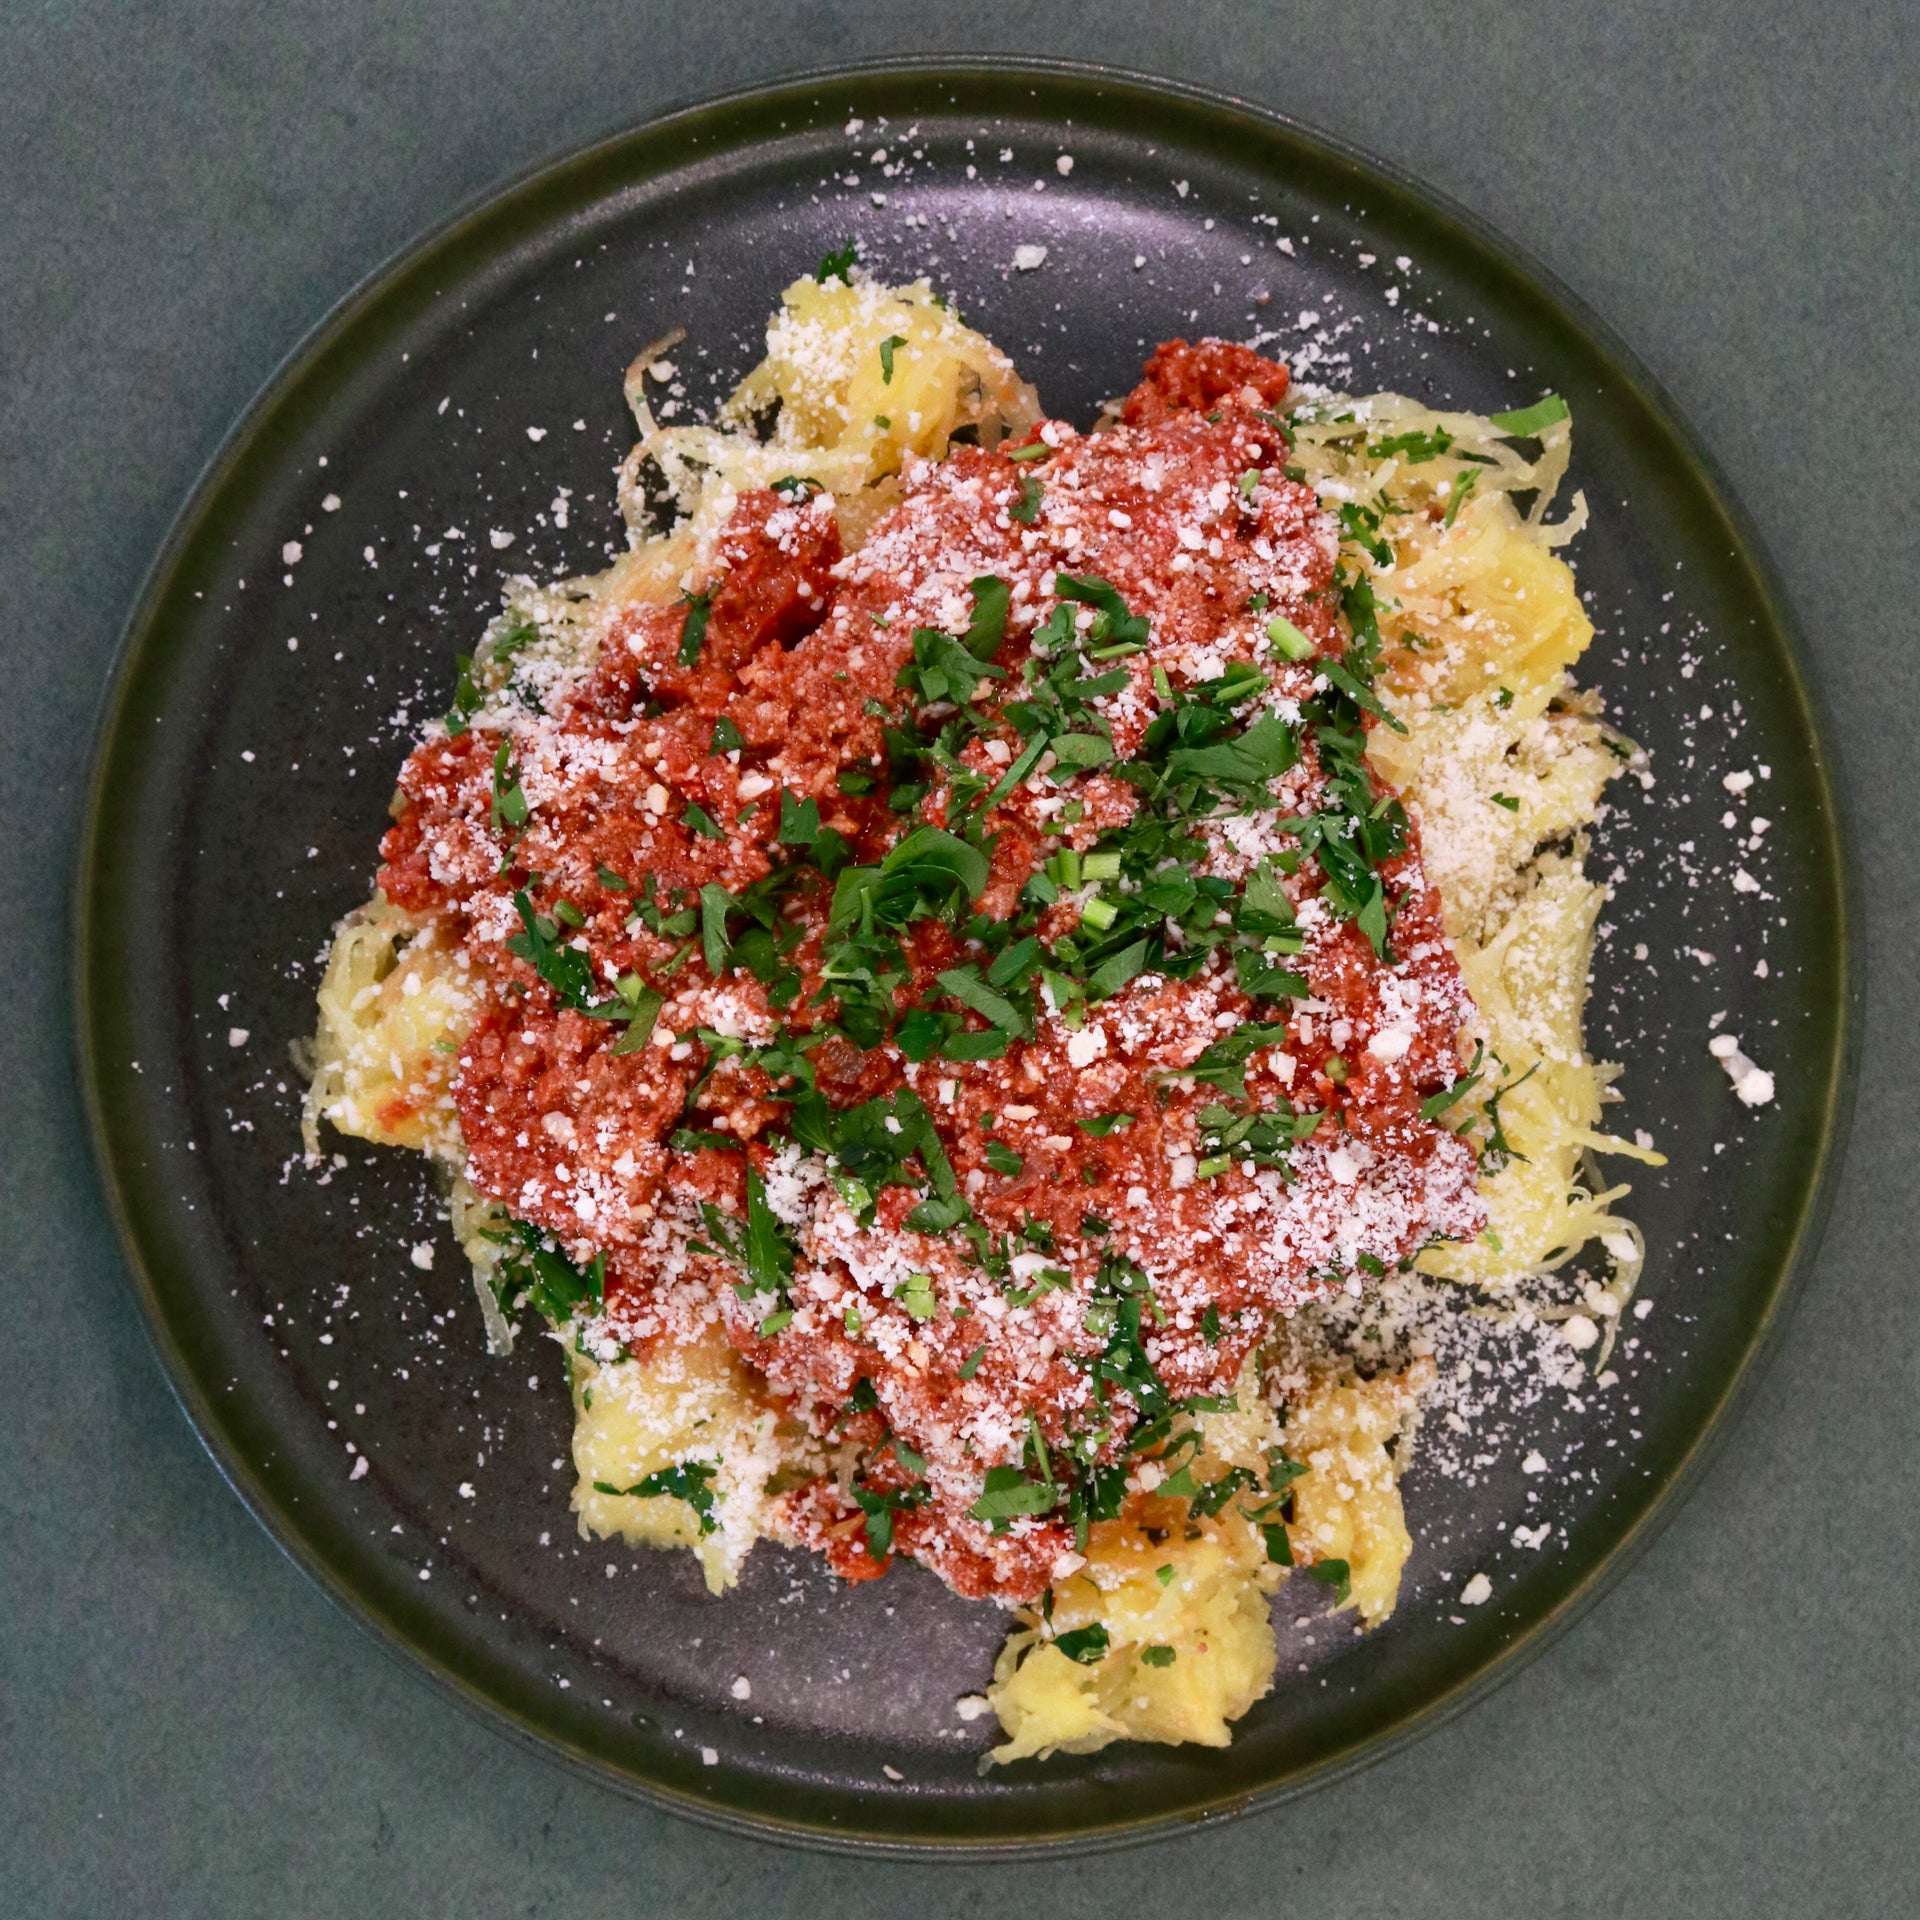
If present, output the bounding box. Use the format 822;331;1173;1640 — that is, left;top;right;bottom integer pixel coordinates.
377;338;1483;1603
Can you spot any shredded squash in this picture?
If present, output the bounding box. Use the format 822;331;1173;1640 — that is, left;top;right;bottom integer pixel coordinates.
301;895;480;1161
625;273;1038;556
1291;391;1661;1324
984;1363;1424;1763
569;1329;795;1594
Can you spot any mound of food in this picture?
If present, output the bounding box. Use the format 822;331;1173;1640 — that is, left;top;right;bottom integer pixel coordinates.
304;268;1654;1763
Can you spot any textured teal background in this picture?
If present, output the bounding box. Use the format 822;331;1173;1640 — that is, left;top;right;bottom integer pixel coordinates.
5;4;1913;1913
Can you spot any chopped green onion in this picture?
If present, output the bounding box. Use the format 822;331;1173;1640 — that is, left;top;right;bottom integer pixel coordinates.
1265;615;1315;661
1489;394;1569;436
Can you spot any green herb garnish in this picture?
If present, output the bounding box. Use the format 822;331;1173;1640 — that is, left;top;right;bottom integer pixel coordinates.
1308;1558;1352;1604
594;1461;718;1536
1489;394;1569;437
1050;1623;1110;1665
677;590;713;667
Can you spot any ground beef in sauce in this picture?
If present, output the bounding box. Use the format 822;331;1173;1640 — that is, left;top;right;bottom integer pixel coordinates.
378;339;1483;1604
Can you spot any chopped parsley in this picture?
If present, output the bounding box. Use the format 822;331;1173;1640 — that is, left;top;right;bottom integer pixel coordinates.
606;977;665;1056
777;789;820;846
818;826;991;1046
698;1165;798;1323
1307;1557;1352;1605
850;1481;926;1560
1196;1100;1323;1172
489;737;529;839
970;1464;1058;1524
1076;1249;1167;1419
444;653;483;734
1337;500;1394;566
593;1461;718;1536
1369;426;1455;463
1420;1042;1486;1123
1050;1623;1110;1665
1055;572;1150;649
1444;466;1480;527
1157;1460;1257;1520
937;964;1030;1037
505;891;597;1008
487;1217;605;1328
676;590;712;668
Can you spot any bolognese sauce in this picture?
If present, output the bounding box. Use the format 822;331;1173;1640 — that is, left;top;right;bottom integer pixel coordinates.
376;340;1483;1603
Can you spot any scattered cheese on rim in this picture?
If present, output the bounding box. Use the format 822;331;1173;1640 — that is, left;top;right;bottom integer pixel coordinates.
1708;1033;1775;1107
1561;1314;1599;1351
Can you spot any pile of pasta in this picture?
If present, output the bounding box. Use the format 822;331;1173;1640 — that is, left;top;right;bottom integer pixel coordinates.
301;273;1655;1766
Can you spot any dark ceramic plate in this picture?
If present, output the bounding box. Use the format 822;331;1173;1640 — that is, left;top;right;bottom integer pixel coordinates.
76;60;1853;1853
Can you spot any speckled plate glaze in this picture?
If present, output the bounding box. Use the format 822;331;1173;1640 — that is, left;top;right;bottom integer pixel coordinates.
75;60;1854;1853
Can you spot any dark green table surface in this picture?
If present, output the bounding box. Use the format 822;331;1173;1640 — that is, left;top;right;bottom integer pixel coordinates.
6;4;1912;1913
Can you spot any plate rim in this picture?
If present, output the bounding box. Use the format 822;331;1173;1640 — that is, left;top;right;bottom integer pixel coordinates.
72;52;1861;1857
